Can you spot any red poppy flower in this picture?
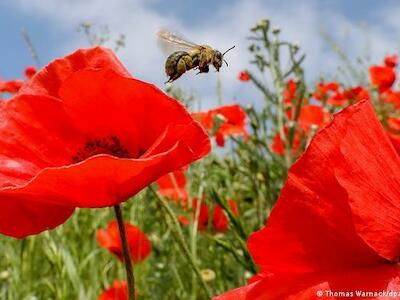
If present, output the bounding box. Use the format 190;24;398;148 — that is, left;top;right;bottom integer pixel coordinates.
215;100;400;300
178;215;190;226
192;111;213;130
388;132;400;156
0;67;37;95
271;127;302;155
0;79;24;93
387;117;400;155
312;82;350;106
212;200;239;232
388;117;400;132
97;220;151;263
24;66;37;79
327;92;347;106
193;199;239;232
193;104;248;147
281;102;329;153
382;89;400;108
312;82;339;101
238;71;250;82
192;199;210;230
283;80;308;108
0;47;210;238
213;104;249;147
99;280;129;300
156;168;188;206
283;80;297;106
342;86;370;104
297;105;327;133
385;55;398;68
369;65;396;93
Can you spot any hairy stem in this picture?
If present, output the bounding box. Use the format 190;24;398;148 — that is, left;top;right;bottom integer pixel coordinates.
113;204;135;300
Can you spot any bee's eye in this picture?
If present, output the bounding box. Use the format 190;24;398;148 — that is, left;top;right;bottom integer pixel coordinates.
215;51;222;59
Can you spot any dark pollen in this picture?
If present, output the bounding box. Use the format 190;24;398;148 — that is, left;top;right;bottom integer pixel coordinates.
72;136;131;163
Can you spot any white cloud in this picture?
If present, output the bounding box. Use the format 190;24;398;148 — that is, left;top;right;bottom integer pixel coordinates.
6;0;400;108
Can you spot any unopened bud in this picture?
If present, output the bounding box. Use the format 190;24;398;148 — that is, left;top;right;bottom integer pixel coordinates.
244;271;254;279
201;269;216;282
272;27;281;35
258;19;270;29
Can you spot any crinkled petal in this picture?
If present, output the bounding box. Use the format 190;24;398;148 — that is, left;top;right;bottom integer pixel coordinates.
334;101;400;261
249;101;390;274
0;95;83;188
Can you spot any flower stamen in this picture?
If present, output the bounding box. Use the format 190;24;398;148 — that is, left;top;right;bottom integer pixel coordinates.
72;136;131;163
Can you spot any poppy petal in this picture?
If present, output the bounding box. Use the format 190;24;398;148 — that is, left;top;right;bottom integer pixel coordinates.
156;168;188;205
2;138;201;207
19;47;130;98
0;194;74;238
99;280;129;300
0;95;84;188
298;105;325;131
249;101;387;274
213;281;258;300
334;102;400;261
97;220;151;262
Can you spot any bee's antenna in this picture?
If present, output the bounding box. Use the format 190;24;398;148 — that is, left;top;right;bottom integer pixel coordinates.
222;45;235;56
223;59;229;67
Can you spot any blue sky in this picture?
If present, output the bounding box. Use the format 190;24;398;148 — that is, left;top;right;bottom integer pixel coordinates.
1;0;400;107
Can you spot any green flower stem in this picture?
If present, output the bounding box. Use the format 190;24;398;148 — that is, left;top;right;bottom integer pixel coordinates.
149;186;212;299
190;168;206;300
268;40;290;167
113;204;135;300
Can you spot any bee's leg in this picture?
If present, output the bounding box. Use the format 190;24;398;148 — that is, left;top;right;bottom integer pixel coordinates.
165;71;182;84
166;74;181;83
197;65;209;74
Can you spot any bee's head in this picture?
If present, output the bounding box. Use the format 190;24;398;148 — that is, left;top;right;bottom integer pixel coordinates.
213;46;235;71
213;50;224;71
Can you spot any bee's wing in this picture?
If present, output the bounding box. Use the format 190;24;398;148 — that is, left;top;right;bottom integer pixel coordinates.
157;29;199;55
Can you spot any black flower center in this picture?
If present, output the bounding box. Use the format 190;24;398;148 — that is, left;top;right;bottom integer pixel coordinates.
72;136;131;163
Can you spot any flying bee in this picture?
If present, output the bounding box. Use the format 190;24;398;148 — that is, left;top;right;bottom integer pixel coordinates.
157;30;235;83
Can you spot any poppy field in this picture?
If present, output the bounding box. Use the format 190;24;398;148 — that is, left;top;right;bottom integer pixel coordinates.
1;15;400;300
